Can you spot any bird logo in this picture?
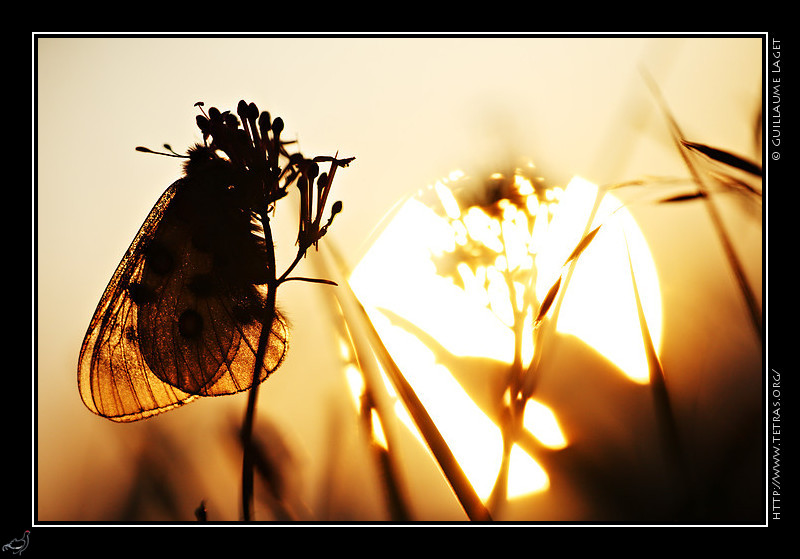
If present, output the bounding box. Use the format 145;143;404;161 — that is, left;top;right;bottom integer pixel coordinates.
2;530;29;555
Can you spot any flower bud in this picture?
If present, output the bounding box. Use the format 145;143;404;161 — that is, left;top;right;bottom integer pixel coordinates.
258;111;271;137
247;102;259;122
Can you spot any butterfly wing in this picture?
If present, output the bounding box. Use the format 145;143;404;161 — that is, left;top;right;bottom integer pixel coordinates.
78;181;190;421
78;178;289;422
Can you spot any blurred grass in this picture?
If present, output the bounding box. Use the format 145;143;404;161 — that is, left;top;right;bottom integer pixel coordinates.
321;242;492;521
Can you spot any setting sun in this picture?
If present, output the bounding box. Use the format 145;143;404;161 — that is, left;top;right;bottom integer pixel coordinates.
349;168;663;503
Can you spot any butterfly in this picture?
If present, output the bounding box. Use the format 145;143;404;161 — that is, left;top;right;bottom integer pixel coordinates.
78;100;345;422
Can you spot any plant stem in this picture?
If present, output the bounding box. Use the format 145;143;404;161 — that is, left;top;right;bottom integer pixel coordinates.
489;242;528;512
241;212;279;522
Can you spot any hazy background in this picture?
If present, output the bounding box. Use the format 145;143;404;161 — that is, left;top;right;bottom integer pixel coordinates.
35;35;763;523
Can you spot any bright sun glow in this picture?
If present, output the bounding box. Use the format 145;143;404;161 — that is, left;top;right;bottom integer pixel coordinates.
523;399;567;449
534;176;662;383
349;171;662;502
370;408;388;450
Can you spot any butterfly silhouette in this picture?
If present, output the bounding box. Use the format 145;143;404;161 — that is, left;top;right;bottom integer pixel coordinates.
78;100;350;422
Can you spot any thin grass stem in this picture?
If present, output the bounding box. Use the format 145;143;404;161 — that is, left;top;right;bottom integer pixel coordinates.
326;242;492;522
641;70;763;345
313;252;413;521
623;230;693;511
522;183;606;400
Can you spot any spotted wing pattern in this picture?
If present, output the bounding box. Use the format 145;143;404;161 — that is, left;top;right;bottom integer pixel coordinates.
78;179;288;422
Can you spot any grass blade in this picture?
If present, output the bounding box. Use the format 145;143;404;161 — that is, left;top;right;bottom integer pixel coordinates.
682;140;762;177
624;231;692;510
358;301;492;521
324;243;492;521
313;251;413;521
533;275;561;328
563;225;602;266
659;192;707;203
642;69;763;345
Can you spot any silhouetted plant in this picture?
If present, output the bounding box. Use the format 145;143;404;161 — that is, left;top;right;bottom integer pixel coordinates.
78;99;353;521
641;72;763;344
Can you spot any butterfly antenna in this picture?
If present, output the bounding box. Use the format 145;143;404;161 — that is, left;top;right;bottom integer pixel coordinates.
135;144;190;158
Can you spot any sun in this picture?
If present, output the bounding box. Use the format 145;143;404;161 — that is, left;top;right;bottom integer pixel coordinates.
348;167;663;502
